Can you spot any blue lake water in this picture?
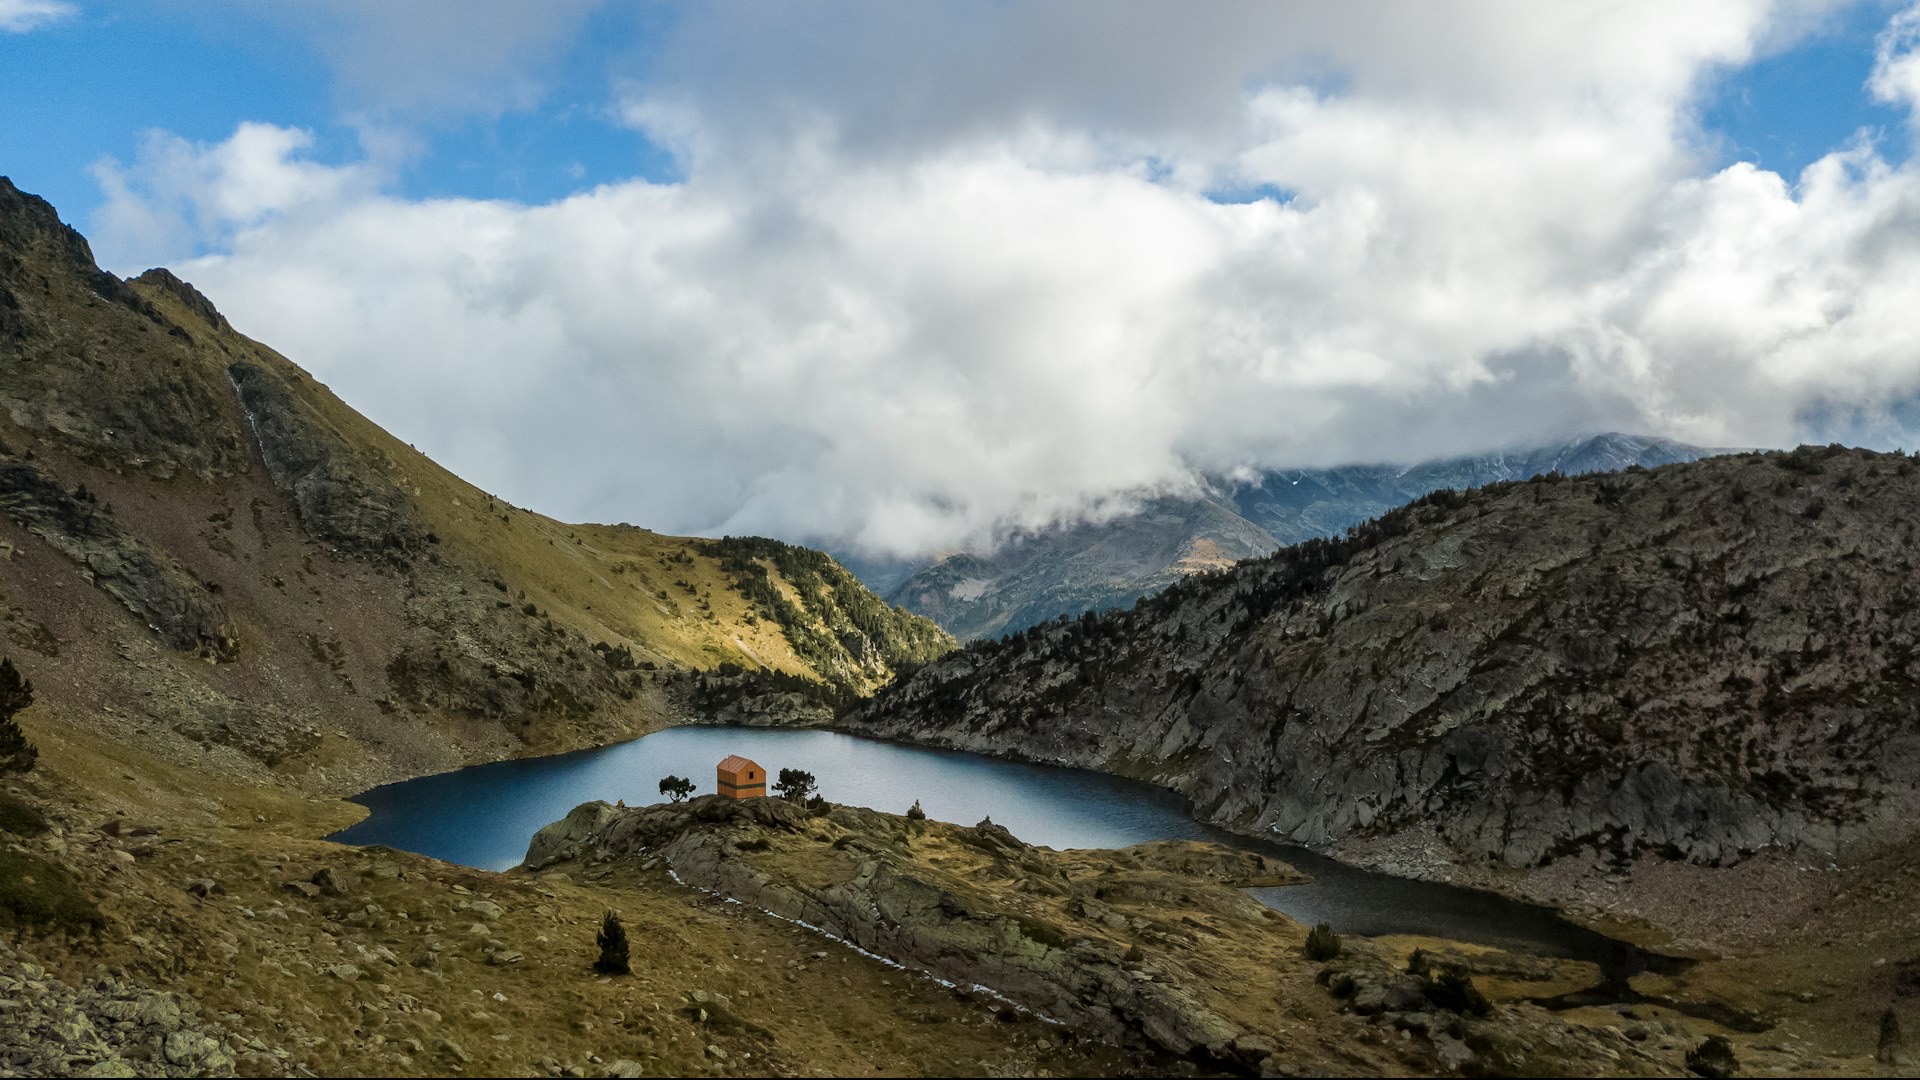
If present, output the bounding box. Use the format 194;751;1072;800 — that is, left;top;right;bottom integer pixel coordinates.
328;726;1648;969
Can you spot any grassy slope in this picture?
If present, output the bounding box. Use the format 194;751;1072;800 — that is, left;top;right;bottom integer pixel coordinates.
130;272;925;689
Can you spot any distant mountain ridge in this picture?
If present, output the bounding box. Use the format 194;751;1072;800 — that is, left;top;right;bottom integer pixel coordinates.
879;433;1720;640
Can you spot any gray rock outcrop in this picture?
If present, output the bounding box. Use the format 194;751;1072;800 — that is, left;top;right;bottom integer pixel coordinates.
523;800;622;869
846;447;1920;874
225;362;423;561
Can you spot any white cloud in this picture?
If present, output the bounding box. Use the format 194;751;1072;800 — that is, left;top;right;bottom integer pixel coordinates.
88;123;387;269
0;0;74;33
1872;1;1920;124
86;1;1920;559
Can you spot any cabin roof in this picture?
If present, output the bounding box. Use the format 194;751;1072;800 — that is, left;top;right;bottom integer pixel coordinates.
717;754;761;774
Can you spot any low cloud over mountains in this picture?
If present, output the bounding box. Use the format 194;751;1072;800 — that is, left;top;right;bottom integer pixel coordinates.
81;1;1920;560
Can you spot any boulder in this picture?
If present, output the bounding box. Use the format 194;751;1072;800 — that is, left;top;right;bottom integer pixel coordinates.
524;802;620;869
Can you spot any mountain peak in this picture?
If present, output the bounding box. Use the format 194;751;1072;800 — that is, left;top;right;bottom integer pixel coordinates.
0;174;103;279
134;267;230;332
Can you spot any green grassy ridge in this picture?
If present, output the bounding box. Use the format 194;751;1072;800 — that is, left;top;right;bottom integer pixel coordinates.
706;535;954;694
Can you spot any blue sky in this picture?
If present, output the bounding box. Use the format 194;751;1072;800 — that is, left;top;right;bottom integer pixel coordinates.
0;2;681;225
1;1;1909;233
5;2;1920;556
1703;0;1911;169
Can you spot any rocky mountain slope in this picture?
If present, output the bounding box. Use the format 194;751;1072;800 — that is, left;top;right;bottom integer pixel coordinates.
0;176;950;795
845;447;1920;883
883;433;1714;640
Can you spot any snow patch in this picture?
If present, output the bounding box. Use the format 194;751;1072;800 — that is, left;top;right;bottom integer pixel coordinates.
949;577;991;602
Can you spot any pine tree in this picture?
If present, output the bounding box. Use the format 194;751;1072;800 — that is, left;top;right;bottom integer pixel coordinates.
1304;922;1342;961
594;911;630;975
774;768;817;802
0;658;37;774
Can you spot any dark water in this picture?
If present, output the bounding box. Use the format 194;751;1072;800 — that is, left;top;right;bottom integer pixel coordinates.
328;727;1650;972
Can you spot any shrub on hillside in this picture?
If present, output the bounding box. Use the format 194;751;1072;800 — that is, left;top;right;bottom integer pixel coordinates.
594;911;630;975
0;792;47;836
1304;922;1342;961
1425;963;1491;1016
0;850;100;934
1686;1034;1737;1078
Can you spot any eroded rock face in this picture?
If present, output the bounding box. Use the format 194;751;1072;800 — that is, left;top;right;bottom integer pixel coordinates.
225;362;423;562
145;684;319;765
0;456;237;659
845;448;1920;874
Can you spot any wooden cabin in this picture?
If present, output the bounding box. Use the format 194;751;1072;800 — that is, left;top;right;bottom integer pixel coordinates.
716;755;766;799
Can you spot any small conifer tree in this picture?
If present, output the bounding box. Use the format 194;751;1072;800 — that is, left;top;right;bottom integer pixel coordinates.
658;775;695;803
1426;963;1491;1016
595;911;630;975
1304;921;1342;961
0;658;37;774
906;799;927;821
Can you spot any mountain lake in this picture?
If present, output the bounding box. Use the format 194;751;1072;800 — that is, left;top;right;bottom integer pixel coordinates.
329;725;1662;978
